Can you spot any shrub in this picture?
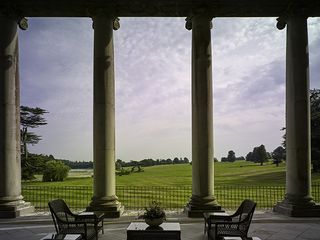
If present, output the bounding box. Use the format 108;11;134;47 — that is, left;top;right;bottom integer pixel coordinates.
42;160;70;182
140;201;166;220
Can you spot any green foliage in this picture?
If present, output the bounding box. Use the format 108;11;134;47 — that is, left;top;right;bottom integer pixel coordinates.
116;168;131;176
227;150;236;162
115;159;122;170
62;160;93;169
21;154;47;180
246;145;268;165
20;106;48;150
42;160;70;182
272;146;285;167
311;89;320;172
281;89;320;172
20;106;48;180
140;201;166;220
20;106;48;128
116;157;190;167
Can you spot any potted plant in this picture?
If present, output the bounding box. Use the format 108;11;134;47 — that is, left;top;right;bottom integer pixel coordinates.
140;201;166;227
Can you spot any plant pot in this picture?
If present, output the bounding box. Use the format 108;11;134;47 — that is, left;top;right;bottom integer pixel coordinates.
145;218;163;227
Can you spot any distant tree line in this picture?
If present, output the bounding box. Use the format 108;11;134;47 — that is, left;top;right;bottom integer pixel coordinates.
116;157;190;169
221;145;285;167
63;160;93;169
221;150;245;162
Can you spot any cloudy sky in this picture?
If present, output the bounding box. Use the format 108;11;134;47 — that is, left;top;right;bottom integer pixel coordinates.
19;17;320;162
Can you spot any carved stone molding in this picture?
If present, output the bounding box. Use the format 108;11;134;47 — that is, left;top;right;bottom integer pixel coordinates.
185;14;213;31
276;1;309;30
0;7;28;30
91;14;120;31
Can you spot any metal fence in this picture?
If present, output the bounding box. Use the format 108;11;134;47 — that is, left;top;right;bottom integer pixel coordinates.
22;184;320;212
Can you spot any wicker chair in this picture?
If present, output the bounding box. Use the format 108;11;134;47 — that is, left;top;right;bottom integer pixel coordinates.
48;199;104;240
207;199;256;240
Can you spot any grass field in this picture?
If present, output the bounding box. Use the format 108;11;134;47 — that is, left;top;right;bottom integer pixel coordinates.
24;160;320;187
22;161;320;210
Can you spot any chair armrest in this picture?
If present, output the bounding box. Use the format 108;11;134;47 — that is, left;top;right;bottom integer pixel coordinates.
209;212;232;220
76;212;104;223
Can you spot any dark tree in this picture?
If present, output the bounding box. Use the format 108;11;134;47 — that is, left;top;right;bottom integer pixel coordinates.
256;145;268;166
166;158;172;164
173;157;180;164
221;157;228;162
311;89;320;172
227;150;236;162
272;146;285;167
20;106;48;158
281;89;320;172
20;106;48;180
42;160;70;182
247;145;268;165
115;159;123;170
246;152;253;162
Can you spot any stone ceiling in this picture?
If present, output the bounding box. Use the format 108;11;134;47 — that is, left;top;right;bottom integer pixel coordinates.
0;0;319;17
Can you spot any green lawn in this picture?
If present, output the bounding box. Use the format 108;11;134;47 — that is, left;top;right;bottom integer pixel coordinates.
22;161;320;210
24;160;320;187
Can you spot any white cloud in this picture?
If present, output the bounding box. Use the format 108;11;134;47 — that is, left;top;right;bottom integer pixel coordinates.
19;17;319;162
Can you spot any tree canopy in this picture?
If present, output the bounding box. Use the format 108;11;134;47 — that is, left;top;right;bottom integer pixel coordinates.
20;106;48;180
246;145;268;165
272;146;285;167
227;150;236;162
42;160;70;182
311;89;320;172
280;89;320;172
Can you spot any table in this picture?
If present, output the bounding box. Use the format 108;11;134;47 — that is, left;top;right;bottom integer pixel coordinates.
40;233;82;240
127;222;181;240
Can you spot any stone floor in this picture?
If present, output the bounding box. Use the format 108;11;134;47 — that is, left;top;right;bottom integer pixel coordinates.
0;211;320;240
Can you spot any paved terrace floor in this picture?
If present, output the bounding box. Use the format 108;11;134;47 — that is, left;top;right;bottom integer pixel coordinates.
0;211;320;240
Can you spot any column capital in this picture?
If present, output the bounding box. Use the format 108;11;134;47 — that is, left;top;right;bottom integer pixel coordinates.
276;2;309;30
91;15;120;31
0;8;28;30
185;15;213;31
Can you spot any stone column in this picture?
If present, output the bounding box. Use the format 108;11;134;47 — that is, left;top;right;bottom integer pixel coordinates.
185;15;221;217
87;16;121;217
274;16;320;217
0;17;34;218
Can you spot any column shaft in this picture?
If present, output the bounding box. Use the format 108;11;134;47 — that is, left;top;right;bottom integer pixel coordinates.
274;16;320;217
87;16;121;218
285;17;311;200
0;17;33;218
186;15;221;217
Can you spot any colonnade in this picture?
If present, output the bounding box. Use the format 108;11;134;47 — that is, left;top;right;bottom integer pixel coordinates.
273;15;320;216
0;12;319;218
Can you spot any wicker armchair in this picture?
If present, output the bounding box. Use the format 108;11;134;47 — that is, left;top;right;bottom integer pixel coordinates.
48;199;104;240
207;199;256;240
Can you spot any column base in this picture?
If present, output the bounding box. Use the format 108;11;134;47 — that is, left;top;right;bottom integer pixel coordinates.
274;195;320;217
185;195;223;218
0;197;34;218
87;195;123;218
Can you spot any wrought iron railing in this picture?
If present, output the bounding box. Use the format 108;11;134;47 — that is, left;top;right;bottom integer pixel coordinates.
22;184;320;211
